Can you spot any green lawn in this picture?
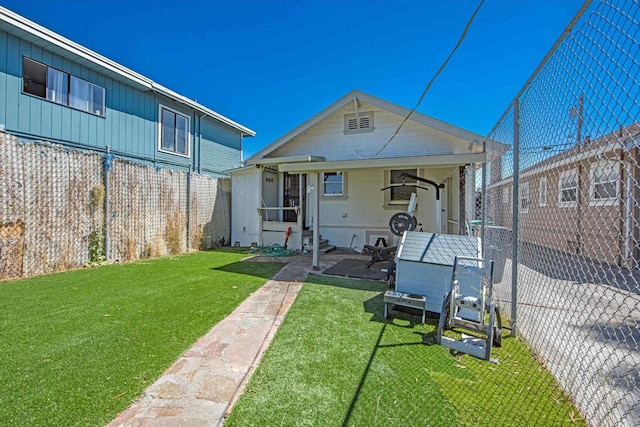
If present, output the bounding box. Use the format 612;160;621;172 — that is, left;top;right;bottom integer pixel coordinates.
0;250;283;427
226;274;584;427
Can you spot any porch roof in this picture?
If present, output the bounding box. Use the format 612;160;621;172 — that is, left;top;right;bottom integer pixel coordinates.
275;152;486;172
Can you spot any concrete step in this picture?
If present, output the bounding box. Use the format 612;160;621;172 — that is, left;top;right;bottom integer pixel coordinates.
318;245;336;254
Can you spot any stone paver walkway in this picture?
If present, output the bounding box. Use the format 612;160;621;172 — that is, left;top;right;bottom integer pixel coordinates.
108;262;309;426
108;251;366;426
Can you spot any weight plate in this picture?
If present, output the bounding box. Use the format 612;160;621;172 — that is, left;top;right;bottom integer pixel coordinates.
389;212;418;236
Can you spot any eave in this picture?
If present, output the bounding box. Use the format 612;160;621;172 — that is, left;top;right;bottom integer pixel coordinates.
277;153;486;172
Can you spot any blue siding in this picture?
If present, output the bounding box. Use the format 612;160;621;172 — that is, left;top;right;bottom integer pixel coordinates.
0;28;244;174
199;116;242;173
0;31;6;126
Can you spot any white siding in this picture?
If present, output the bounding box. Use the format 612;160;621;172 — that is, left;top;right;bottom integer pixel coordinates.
268;102;473;161
231;170;260;246
317;167;457;251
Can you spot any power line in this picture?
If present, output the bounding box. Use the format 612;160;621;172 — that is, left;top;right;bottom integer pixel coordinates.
372;0;486;158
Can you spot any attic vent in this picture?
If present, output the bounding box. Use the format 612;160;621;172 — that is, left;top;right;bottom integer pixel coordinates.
344;112;374;134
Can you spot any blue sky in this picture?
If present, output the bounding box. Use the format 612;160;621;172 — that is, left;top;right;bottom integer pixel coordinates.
2;0;583;158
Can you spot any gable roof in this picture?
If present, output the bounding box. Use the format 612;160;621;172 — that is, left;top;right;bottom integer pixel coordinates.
0;6;255;137
248;89;485;162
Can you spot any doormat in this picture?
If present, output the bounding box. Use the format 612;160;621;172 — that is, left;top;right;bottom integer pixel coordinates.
323;259;387;281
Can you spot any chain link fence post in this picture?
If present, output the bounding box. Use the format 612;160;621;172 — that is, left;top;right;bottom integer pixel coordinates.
511;98;520;338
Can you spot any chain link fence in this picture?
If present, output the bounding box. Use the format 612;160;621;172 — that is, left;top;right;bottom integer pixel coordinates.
480;1;640;425
0;132;230;280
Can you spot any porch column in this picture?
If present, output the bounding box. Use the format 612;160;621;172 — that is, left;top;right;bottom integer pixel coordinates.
298;173;304;251
313;172;320;269
258;166;264;246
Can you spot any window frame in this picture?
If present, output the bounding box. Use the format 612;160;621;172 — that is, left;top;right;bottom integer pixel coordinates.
21;56;106;118
558;168;578;207
538;177;547;207
344;111;375;134
158;104;191;158
382;169;418;209
320;171;348;200
519;182;530;212
589;159;619;206
502;186;510;206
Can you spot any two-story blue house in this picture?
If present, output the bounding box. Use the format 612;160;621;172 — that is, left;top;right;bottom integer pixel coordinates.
0;7;254;176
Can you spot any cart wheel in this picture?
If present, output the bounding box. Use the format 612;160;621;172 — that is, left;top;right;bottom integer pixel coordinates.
385;259;396;288
437;293;451;345
493;305;503;347
493;327;503;347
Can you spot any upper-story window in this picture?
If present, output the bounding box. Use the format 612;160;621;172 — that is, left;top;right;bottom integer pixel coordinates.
344;112;374;134
22;57;105;117
159;106;190;157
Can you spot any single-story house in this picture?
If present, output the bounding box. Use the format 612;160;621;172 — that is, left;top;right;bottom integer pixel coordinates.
230;90;486;266
486;122;640;268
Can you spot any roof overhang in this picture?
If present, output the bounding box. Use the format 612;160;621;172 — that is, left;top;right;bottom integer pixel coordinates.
247;90;486;162
251;155;325;165
0;6;255;137
278;153;486;172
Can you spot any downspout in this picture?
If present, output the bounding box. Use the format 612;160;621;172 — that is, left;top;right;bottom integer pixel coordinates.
198;113;205;174
152;89;158;163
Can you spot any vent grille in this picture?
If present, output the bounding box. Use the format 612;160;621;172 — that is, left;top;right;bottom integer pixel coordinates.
344;112;374;133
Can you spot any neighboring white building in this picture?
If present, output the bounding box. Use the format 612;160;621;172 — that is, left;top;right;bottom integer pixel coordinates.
229;90;485;264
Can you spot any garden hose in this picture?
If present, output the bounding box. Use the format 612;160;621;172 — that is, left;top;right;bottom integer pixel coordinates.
249;243;298;257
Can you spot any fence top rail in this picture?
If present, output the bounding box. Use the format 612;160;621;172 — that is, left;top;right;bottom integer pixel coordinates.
486;0;594;138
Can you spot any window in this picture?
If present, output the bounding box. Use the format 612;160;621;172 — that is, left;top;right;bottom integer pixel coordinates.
539;177;547;206
322;172;343;196
558;168;578;206
590;160;619;205
22;57;105;117
344;112;374;134
520;182;530;212
390;169;417;203
159;106;190;157
502;187;510;205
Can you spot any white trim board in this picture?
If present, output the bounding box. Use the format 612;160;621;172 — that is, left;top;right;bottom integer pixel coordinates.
278;153;485;172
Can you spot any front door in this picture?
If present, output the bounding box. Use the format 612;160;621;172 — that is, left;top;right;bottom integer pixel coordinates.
283;172;306;226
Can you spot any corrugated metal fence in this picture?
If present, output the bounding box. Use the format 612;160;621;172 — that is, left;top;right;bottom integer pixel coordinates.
0;132;230;280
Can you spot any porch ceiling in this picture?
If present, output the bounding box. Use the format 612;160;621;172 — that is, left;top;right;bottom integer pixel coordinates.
277;153;486;172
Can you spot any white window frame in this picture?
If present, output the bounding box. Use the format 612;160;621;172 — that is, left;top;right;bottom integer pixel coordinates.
538;177;547;207
589;159;619;206
22;56;106;117
558;168;578;207
520;182;530;213
502;187;510;206
344;111;375;134
158;104;191;158
321;171;348;199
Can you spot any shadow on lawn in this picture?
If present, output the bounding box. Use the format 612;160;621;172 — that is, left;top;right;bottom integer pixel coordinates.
211;260;285;280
